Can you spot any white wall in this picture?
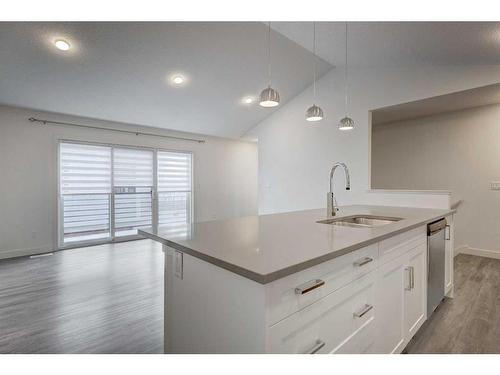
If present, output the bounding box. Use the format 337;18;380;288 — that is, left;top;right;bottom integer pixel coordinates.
247;65;500;214
372;104;500;254
0;105;258;259
364;190;451;210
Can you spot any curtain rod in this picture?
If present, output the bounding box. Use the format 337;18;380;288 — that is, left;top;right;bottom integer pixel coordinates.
28;117;206;144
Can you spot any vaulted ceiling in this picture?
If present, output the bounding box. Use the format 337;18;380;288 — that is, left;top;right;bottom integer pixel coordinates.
272;22;500;67
0;22;332;138
0;22;499;139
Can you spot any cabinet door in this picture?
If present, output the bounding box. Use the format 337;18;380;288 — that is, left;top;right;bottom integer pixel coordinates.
404;244;427;340
374;254;406;354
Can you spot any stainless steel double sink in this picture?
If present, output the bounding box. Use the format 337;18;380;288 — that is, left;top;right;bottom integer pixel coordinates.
317;215;402;228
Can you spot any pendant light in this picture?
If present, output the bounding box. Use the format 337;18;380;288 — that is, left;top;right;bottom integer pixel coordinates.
259;22;280;108
338;22;354;131
306;22;324;122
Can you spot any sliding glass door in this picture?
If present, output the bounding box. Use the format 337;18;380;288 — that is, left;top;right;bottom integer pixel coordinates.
112;147;154;238
59;141;192;247
60;142;112;244
157;151;192;239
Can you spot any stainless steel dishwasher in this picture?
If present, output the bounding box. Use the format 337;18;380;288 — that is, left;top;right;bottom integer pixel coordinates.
427;218;447;317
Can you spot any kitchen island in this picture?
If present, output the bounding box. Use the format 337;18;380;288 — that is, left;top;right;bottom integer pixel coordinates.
139;205;455;354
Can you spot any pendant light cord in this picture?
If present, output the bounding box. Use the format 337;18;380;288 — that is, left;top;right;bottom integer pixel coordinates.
344;22;348;117
312;22;317;101
267;22;272;86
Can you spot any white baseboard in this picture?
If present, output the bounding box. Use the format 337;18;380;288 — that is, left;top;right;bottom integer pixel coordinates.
454;245;500;260
454;245;468;257
0;244;54;260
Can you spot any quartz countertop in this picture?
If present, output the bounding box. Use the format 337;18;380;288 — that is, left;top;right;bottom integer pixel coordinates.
139;205;454;284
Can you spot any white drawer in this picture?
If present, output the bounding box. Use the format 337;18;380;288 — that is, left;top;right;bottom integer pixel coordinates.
266;244;378;325
378;226;426;265
267;271;376;354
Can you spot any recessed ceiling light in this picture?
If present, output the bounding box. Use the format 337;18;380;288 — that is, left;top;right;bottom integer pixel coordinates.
242;96;254;105
54;39;71;51
170;74;185;86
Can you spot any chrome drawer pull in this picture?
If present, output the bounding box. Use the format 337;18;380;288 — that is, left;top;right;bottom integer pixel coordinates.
295;279;325;295
353;304;373;318
353;257;373;267
305;340;326;354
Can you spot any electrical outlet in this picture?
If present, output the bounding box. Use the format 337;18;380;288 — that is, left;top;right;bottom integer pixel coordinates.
491;182;500;190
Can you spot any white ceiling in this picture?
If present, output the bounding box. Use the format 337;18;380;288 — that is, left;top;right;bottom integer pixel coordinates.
272;22;500;67
372;83;500;125
0;22;332;139
1;22;499;139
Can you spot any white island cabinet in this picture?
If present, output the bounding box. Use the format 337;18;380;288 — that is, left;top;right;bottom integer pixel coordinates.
140;206;455;354
375;227;427;353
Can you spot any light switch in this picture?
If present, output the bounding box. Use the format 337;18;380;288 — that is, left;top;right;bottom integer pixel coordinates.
491;182;500;190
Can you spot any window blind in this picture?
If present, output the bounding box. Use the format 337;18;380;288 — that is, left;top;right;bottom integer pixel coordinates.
157;151;192;192
60;142;112;194
157;151;192;234
59;143;112;243
113;147;154;187
59;142;193;245
113;147;154;237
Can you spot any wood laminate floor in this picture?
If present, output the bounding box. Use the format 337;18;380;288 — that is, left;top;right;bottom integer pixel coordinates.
1;242;499;354
406;254;500;353
0;240;164;354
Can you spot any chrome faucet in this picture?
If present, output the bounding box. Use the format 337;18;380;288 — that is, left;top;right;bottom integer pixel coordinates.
327;162;350;217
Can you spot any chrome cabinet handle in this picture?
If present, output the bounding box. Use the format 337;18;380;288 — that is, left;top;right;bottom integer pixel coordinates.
305;340;326;354
353;304;373;318
405;266;415;290
295;279;325;295
405;267;411;290
445;225;451;240
353;257;373;267
410;266;415;289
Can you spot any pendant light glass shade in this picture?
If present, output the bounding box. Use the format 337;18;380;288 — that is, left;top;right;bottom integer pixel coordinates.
259;86;280;107
306;104;324;122
306;22;324;123
260;22;280;108
338;116;354;130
